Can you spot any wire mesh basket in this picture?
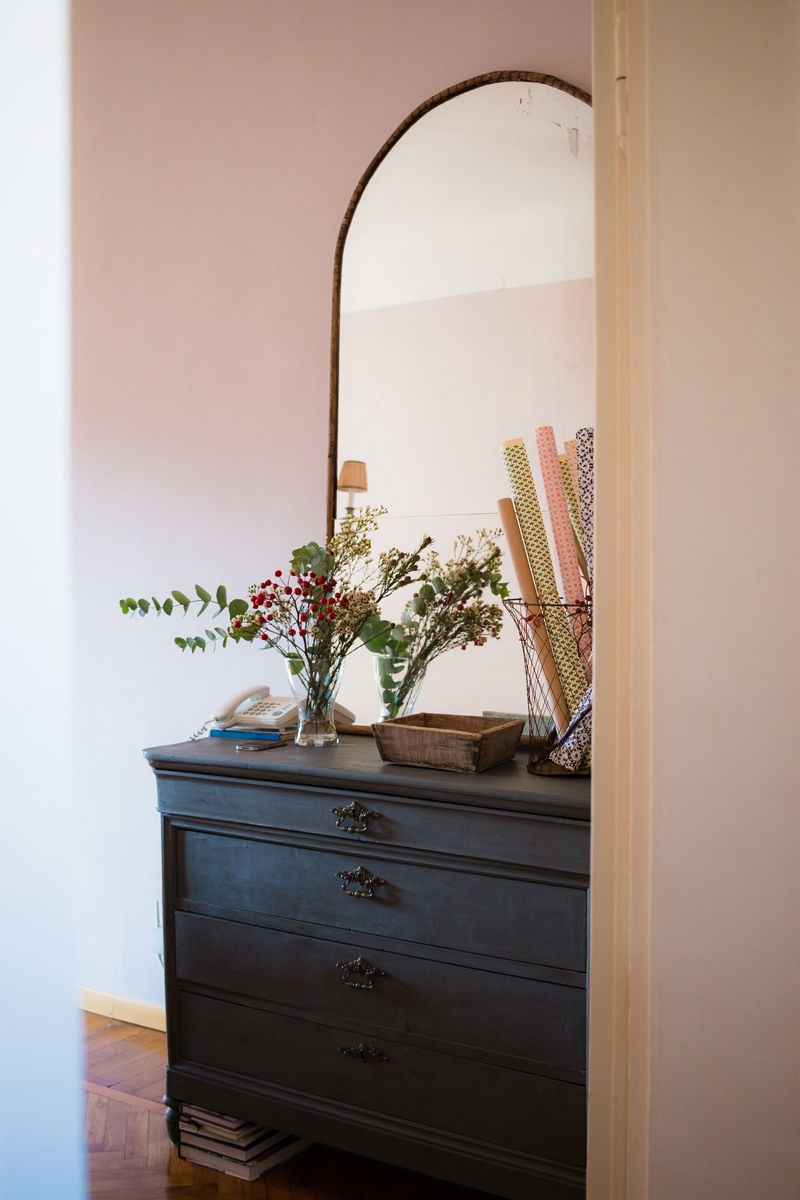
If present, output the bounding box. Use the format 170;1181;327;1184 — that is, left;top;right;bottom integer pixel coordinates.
503;596;593;776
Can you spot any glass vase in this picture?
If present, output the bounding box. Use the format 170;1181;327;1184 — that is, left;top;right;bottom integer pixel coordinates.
374;654;427;722
287;658;344;747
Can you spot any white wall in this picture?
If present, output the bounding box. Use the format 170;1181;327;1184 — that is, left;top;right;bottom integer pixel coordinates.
598;1;800;1195
646;3;800;1193
0;1;83;1195
72;0;592;1009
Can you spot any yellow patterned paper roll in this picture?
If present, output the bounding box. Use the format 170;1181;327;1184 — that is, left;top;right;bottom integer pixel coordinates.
501;438;588;715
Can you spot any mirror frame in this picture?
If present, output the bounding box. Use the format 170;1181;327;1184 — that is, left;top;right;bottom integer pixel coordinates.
327;69;592;536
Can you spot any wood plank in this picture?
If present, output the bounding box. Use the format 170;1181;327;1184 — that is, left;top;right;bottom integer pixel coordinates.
85;1025;150;1057
146;1109;171;1170
83;1079;165;1114
85;1092;109;1150
114;1058;166;1093
91;1049;167;1090
263;1165;294;1200
102;1099;133;1154
124;1109;149;1160
127;1078;167;1103
86;1030;165;1069
84;1011;115;1034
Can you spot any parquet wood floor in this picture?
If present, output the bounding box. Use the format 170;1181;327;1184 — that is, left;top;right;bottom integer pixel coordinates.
83;1013;495;1199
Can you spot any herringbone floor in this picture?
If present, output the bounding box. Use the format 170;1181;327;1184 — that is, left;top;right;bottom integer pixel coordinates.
83;1012;492;1198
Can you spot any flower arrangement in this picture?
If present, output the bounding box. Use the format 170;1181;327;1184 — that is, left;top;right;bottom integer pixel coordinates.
358;531;509;720
121;509;431;743
121;514;508;741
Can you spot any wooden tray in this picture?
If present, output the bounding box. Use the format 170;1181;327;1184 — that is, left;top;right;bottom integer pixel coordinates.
371;713;525;774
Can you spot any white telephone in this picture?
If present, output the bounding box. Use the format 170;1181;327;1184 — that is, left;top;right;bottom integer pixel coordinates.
211;685;355;731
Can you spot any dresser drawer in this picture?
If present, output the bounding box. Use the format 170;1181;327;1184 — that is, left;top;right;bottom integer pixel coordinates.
178;991;586;1167
158;773;589;878
175;912;586;1075
177;830;587;972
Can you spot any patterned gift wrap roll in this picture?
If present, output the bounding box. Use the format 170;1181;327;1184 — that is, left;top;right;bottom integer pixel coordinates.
559;455;589;581
501;438;588;716
550;683;592;771
497;497;570;736
576;427;595;581
559;454;584;546
536;428;592;676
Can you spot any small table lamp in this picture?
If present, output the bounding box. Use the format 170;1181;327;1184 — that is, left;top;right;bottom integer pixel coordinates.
338;460;368;516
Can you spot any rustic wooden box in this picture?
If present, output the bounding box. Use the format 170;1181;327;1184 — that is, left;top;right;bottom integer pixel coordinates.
371;713;525;773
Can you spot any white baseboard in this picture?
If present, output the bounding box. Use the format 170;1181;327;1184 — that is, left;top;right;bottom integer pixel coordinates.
79;986;166;1032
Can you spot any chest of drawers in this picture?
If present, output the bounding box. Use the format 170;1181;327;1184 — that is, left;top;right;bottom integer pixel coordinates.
146;735;590;1200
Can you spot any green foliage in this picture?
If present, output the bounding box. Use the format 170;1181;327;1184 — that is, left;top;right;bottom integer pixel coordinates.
291;540;334;578
122;583;247;652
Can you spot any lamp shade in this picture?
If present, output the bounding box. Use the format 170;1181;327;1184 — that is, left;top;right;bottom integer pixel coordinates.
338;460;368;493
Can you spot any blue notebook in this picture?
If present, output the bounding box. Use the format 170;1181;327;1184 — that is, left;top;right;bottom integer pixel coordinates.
209;727;288;742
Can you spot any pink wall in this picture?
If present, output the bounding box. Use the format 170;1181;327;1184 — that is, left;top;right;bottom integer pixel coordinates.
71;1;591;1002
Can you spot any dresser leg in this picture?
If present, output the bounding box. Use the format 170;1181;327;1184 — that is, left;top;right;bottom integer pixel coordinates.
163;1095;181;1145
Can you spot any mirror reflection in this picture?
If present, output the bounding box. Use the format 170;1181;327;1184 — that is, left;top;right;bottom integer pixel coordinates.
336;80;594;723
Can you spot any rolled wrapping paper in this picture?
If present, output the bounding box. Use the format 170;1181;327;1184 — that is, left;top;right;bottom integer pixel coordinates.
559;455;584;546
535;427;585;608
536;427;592;678
550;683;593;770
497;497;570;736
501;438;588;716
559;455;589;581
576;427;595;580
565;439;580;502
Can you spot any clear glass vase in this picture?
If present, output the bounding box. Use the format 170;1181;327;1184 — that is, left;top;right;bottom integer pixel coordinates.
374;654;427;722
287;658;344;746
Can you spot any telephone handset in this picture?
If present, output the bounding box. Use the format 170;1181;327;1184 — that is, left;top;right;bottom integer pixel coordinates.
211;685;355;731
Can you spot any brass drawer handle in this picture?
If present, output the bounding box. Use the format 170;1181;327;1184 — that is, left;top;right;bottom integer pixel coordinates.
337;956;386;989
340;1043;389;1062
336;866;386;899
331;801;381;834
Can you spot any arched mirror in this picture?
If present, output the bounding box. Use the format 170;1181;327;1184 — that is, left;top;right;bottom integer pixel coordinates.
330;73;594;724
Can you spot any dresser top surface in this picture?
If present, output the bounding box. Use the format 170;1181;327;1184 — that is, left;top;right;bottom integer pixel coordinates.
144;735;590;821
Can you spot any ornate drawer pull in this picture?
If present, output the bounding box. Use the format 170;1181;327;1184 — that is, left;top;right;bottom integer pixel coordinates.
337;955;386;989
336;865;386;899
331;800;381;834
340;1043;389;1062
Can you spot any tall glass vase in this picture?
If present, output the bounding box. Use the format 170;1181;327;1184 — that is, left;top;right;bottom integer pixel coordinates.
374;654;427;722
287;658;343;746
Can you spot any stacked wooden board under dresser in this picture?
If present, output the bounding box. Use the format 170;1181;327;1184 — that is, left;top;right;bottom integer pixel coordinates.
145;736;590;1200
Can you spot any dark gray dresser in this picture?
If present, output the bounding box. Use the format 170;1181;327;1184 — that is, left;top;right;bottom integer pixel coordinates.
145;735;590;1200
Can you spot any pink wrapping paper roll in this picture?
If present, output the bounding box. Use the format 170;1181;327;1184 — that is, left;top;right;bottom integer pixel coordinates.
535;427;585;608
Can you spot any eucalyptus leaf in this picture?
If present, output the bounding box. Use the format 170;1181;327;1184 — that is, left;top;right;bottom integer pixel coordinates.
137;598;150;613
228;598;248;619
174;637;187;650
216;584;228;609
411;597;427;616
151;597;162;612
419;583;435;601
195;585;211;603
126;597;138;611
163;598;174;616
119;599;130;614
288;657;304;676
172;590;191;607
432;577;445;593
